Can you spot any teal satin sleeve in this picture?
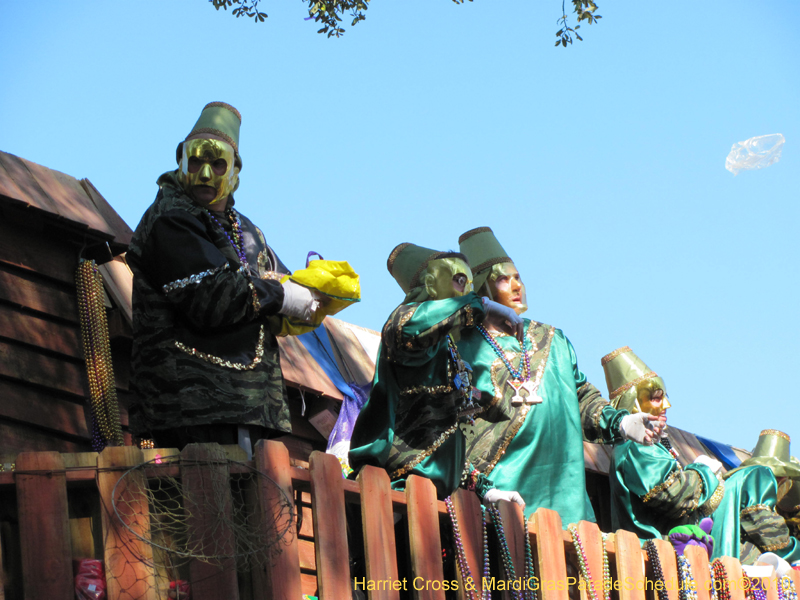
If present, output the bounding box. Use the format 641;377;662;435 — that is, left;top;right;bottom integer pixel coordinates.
390;432;465;499
620;442;678;498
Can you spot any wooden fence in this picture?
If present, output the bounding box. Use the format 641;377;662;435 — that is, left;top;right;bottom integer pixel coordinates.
1;440;798;600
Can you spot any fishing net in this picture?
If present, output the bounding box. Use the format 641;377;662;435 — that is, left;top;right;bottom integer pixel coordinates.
108;453;295;597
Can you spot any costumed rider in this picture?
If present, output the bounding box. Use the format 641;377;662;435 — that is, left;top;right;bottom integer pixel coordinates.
349;242;525;504
777;457;800;543
603;347;800;563
455;227;660;525
128;102;323;454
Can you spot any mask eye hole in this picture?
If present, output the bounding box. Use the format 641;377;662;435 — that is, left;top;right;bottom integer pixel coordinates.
212;159;228;175
188;157;203;173
453;274;467;289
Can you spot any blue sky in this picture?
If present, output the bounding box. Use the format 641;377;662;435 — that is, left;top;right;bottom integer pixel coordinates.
2;1;798;453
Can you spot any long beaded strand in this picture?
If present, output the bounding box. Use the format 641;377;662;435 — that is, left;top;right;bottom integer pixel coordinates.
205;208;248;267
676;555;698;600
477;325;530;380
445;496;490;600
644;541;670;600
568;524;610;600
487;505;537;600
76;259;124;450
711;559;732;600
779;576;798;600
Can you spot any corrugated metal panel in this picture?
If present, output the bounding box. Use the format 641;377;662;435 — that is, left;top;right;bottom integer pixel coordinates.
278;334;343;401
0;151;131;243
323;317;377;387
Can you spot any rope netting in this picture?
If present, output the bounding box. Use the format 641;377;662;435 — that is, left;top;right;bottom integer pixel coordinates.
106;454;295;597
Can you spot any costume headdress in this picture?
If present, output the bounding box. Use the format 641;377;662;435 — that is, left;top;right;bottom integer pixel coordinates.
178;102;243;168
727;430;800;479
458;226;513;294
601;346;666;413
386;242;464;294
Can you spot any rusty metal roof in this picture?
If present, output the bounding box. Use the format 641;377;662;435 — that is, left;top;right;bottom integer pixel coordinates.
0;151;132;246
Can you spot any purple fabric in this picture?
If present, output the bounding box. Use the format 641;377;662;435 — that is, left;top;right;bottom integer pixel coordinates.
669;531;714;557
326;382;370;451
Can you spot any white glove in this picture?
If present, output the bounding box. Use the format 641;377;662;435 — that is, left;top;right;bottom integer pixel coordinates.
483;488;526;509
280;280;320;322
482;298;524;341
619;413;659;445
693;454;723;474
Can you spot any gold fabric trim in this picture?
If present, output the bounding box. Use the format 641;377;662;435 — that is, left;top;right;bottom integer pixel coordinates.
610;371;659;400
472;256;513;276
601;346;632;366
484;325;556;475
741;503;773;516
395;308;416;353
680;477;704;518
248;281;261;313
464;303;474;327
390;423;459;480
760;537;791;552
188;127;238;153
699;480;725;517
204;101;242;122
458;226;493;245
260;270;283;281
174;325;265;371
400;383;454;397
387;243;411;273
642;468;681;503
591;402;610;431
760;429;791;442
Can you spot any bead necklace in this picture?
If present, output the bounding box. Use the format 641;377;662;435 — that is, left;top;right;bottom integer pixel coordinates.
445;497;490;600
447;336;480;423
568;524;611;600
205;208;248;267
746;579;767;600
711;559;732;600
779;576;798;600
644;541;670;600
660;436;680;461
76;260;124;451
487;505;537;600
676;555;698;600
478;325;544;406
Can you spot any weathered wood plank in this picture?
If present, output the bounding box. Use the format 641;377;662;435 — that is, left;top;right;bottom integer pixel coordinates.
0;303;81;358
181;443;239;600
530;508;568;600
718;557;745;600
0;266;77;322
450;488;486;600
0;420;87;455
406;475;446;600
614;529;645;600
358;465;400;600
496;499;528;600
252;440;302;600
685;545;712;600
97;446;158;600
16;451;72;600
0;379;89;438
652;538;680;600
309;451;350;600
575;520;605;600
0;340;85;397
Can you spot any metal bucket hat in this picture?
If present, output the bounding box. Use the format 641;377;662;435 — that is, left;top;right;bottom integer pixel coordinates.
726;430;800;479
601;346;666;413
458;226;513;295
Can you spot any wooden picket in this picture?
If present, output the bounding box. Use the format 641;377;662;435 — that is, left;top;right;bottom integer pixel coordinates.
0;443;797;600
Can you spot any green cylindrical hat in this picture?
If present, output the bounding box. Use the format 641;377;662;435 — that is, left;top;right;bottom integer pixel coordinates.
601;346;665;412
458;227;513;294
178;102;243;168
777;458;800;512
386;243;454;293
731;431;800;479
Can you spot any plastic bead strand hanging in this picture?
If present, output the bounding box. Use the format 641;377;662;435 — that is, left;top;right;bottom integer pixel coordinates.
76;259;124;450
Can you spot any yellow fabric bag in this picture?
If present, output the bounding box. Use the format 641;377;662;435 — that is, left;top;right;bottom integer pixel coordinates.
275;256;360;336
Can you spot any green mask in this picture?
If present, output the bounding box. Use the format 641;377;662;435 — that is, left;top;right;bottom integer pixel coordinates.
423;258;474;300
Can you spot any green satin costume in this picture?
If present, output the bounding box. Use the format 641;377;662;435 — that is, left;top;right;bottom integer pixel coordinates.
457;319;628;524
610;441;800;562
349;293;486;499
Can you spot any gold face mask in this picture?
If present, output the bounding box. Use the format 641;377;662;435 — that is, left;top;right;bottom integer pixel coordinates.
424;258;474;300
635;380;671;416
177;138;239;209
487;262;527;315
